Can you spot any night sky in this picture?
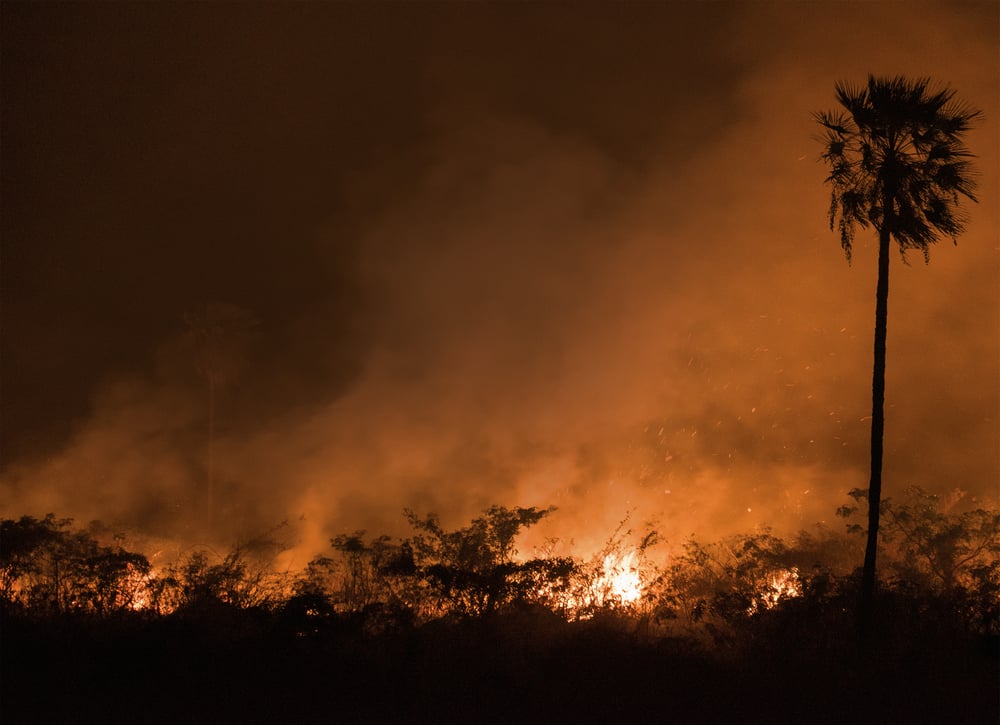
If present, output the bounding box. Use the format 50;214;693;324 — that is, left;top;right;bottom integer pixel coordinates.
2;2;997;563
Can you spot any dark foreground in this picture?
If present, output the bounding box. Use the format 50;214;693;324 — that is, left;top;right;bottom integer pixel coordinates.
3;605;996;725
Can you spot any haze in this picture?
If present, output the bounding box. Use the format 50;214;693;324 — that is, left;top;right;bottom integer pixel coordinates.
2;2;997;564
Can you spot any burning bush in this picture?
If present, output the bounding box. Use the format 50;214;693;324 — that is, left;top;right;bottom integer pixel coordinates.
2;488;996;639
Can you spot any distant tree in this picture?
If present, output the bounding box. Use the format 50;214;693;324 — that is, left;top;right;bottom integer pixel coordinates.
153;524;290;615
155;546;284;615
0;515;151;615
815;75;981;641
654;530;799;634
401;505;568;617
883;488;999;591
293;532;420;634
0;515;70;611
839;486;999;590
327;531;405;612
839;486;1000;636
183;302;258;525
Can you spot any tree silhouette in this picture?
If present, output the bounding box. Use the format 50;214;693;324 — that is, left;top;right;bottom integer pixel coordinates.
0;515;152;615
815;75;981;642
183;302;258;525
402;505;563;616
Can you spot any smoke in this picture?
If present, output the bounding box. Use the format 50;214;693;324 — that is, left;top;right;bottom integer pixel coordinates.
2;2;997;566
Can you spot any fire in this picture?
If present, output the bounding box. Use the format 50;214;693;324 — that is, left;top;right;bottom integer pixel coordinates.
535;548;648;620
598;550;643;605
129;590;151;611
748;567;801;614
126;569;157;612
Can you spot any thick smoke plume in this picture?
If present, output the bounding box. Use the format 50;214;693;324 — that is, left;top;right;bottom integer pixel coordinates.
2;3;997;567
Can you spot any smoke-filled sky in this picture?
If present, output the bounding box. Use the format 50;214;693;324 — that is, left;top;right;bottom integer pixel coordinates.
3;2;998;562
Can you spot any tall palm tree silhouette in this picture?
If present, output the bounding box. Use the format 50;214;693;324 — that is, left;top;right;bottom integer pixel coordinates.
815;75;981;641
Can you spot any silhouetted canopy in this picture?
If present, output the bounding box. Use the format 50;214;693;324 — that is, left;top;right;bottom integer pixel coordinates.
816;75;981;262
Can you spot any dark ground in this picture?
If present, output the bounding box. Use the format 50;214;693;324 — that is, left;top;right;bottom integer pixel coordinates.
3;606;997;724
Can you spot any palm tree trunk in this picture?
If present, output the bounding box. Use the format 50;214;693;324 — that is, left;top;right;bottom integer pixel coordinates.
860;221;891;644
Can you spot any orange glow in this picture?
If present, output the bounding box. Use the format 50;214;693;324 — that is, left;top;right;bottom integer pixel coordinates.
532;548;649;620
0;2;995;610
127;569;157;612
748;567;802;615
595;550;644;606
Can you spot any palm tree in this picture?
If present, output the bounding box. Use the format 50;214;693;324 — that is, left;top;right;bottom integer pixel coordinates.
184;302;258;526
815;75;981;642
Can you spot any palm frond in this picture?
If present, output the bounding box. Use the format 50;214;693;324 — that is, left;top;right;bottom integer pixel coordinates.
815;75;981;262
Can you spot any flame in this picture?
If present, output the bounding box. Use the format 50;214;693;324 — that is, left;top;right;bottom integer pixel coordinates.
532;548;648;620
127;568;157;612
598;550;643;605
747;567;801;614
